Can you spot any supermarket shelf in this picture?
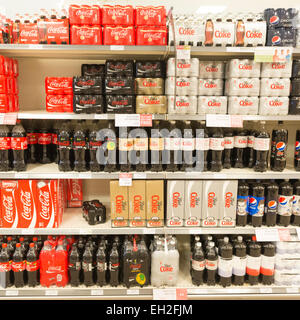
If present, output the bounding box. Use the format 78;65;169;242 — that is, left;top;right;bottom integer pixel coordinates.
0;207;297;235
16;111;166;120
0;44;167;59
166;114;300;121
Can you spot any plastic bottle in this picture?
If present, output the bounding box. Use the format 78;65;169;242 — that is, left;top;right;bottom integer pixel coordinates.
68;243;81;287
261;242;275;285
236;181;249;227
218;237;233;287
26;121;38;164
52;120;59;164
233;128;248;168
38;120;52;164
103;120;117;172
265;181;279;227
26;243;39;287
205;241;218;286
246;122;256;168
12;243;25;288
89;120;102;172
150;120;163;172
96;245;107;287
181;121;194;171
11;120;27;171
253;121;270;172
270;121;288;172
0;243;12;287
109;243;120;287
191;242;205;286
165;120;181;172
194;120;209;172
82;244;94;286
151;240;164;287
58;121;72;171
73;120;87;172
138;239;150;287
0;124;11;171
119;126;132;172
232;236;247;286
246;236;261;285
277;179;293;227
249;181;265;227
292;180;300;226
209;127;224;172
295;130;300;171
223;129;234;169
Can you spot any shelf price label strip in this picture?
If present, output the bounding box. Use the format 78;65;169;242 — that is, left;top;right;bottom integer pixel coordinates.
153;288;187;300
206;114;243;128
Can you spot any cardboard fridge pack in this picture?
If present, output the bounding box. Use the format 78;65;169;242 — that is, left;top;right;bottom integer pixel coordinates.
110;180;129;227
146;180;164;227
167;180;184;227
184;180;202;227
219;180;238;227
129;180;146;227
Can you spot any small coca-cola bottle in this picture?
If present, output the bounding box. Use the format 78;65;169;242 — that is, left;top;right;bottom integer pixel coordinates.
26;243;39;287
38;121;52;164
69;243;81;287
12;243;25;288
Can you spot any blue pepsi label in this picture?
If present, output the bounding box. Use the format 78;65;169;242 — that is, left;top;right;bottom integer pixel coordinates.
237;195;249;216
249;196;264;216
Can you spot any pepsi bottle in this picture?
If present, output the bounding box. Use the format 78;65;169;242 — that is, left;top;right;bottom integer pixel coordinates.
277;180;293;227
294;130;300;171
292;181;300;226
265;181;279;227
249;182;265;227
270;122;288;172
253;121;270;172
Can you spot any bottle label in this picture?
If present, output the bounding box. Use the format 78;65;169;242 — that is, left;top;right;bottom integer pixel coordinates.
11;260;26;272
82;262;92;272
249;196;264;216
224;136;234;150
164;138;181;150
150;138;164;151
52;134;58;145
205;259;218;271
26;259;40;272
181;138;195;151
209;138;224;151
218;257;233;278
246;255;261;276
247;135;254;147
278;195;293;216
97;261;107;272
292;195;300;216
11;137;28;150
0;137;11;150
295;141;300;159
237;195;249;216
109;262;120;271
58;138;70;147
73;139;87;149
27;133;38;145
0;261;11;272
195;137;210;151
253;137;270;151
192;259;205;271
234;136;247;148
272;141;286;160
260;255;275;276
89;140;102;149
232;255;247;276
119;138;134;151
134;138;148;151
38;133;52;145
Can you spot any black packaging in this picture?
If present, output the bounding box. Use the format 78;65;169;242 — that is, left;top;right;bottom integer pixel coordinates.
73;95;104;114
135;60;165;78
105;60;134;76
289;97;300;114
81;64;105;77
82;200;106;225
106;95;134;113
292;60;300;78
291;78;300;97
105;76;134;95
73;76;103;94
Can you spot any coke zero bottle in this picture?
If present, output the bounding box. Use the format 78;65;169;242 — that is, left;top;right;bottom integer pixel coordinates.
82;244;94;286
119;126;132;172
0;243;12;287
292;180;300;226
69;243;81;287
12;243;25;288
191;242;205;286
261;242;275;285
26;243;39;287
209;127;224;172
150;120;163;172
109;243;120;287
236;181;249;227
26;122;38;164
194;120;209;172
253;121;270;172
73;120;87;172
205;241;218;286
58;121;72;171
271;121;288;172
89;120;102;172
295;130;300;171
223;129;234;169
265;181;279;227
96;245;107;287
52;120;59;163
277;180;293;227
249;181;265;227
0;125;11;171
38;120;52;164
11;120;27;171
218;237;233;287
232;236;246;286
233;128;248;168
103;121;117;172
246;236;261;286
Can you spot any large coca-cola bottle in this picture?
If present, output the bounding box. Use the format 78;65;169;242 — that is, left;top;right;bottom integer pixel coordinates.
89;120;102;172
150;120;163;172
209;127;224;172
165;120;181;172
73;120;87;172
26;121;38;164
193;121;209;172
58;121;72;171
181;121;194;171
38;120;52;164
133;127;148;172
52;120;59;164
0;125;11;171
11;120;27;171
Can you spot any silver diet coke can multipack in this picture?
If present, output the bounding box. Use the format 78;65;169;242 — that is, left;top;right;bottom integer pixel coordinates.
167;58;200;77
260;78;291;97
168;95;197;114
225;78;260;96
197;96;227;114
204;17;235;47
228;96;259;115
260;61;293;78
199;61;225;79
165;77;198;95
198;78;224;96
225;59;261;78
259;97;289;115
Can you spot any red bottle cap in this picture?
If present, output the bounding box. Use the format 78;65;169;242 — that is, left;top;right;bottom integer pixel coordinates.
16;243;21;248
2;243;7;248
7;236;12;241
33;237;38;241
29;243;35;248
19;237;24;242
252;236;257;241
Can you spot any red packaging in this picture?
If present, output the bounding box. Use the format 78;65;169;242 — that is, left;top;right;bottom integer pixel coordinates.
103;26;135;45
69;5;101;25
0;94;11;112
0;56;8;75
46;94;73;112
45;77;73;95
0;76;9;93
1;180;18;228
12;94;19;112
13;59;19;77
67;179;83;208
70;25;102;45
12;77;18;94
136;26;168;45
19;23;39;44
102;5;134;26
135;6;166;26
44;19;70;44
7;58;13;77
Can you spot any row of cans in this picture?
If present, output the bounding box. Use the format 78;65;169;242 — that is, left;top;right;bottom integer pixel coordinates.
166;58;294;78
167;96;289;115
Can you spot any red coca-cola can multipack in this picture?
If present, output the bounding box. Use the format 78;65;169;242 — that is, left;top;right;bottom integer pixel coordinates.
103;26;135;45
69;5;101;25
70;25;102;45
19;23;39;44
102;5;134;25
67;179;83;208
46;94;73;112
136;26;168;45
135;6;166;26
45;77;73;95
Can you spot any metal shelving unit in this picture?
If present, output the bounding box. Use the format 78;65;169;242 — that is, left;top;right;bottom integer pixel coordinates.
167;114;300;121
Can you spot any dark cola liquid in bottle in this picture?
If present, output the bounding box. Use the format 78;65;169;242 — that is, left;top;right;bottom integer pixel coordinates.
82;245;94;286
52;121;59;164
247;124;256;168
223;129;234;169
193;121;209;172
73;120;87;172
232;236;247;286
253;121;270;172
133;126;148;172
236;181;249;227
58;121;72;171
150;120;163;172
38;121;52;164
205;241;218;286
261;242;275;285
26;243;39;287
103;120;117;172
12;243;25;288
209;127;224;172
218;237;233;288
233;128;248;168
96;245;107;287
11;120;27;171
119;126;132;172
0;125;11;171
0;243;12;287
69;243;81;287
277;180;293;227
294;130;300;171
191;242;205;286
181;121;194;171
292;181;300;226
271;121;288;172
249;182;265;227
89;120;102;172
265;181;279;227
26;121;38;164
109;243;120;287
246;236;261;286
165;120;181;172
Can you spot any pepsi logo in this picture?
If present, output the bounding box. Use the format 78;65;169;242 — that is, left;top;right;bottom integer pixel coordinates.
268;200;277;210
276;141;286;151
278;196;287;206
293;196;297;205
272;35;281;45
295;141;300;151
249;197;257;207
270;15;280;26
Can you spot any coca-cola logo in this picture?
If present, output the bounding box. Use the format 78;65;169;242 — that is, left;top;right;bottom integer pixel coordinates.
239;99;253;106
208;100;220;107
144;32;163;40
176;100;189;107
238;64;252;70
160;263;173;272
215;30;231;38
176;81;190;87
71;180;81;196
186;220;199;226
49;79;71;88
20;190;32;220
107;8;127;16
177;63;190;69
208;192;216;208
39;191;50;220
151;195;159;213
206;66;218;73
108;81;125;87
239;82;253;88
271;83;284;89
144;97;159;104
269;100;283;106
38;134;52;144
169;219;182;226
115;195;124;214
225;192;233;208
133;195;142;214
20;29;38;37
79;99;96;105
48;96;69;105
111;29;129;38
76;28;96;37
112;100;128;106
272;63;285;69
142;80;157;87
190;192;198;208
3;195;13;223
48;26;68;34
221;220;233;226
172;192;180;208
204;220;216;226
204;82;217;88
77;80;95;86
178;27;195;35
75;9;94;17
245;30;262;38
139;9;159;18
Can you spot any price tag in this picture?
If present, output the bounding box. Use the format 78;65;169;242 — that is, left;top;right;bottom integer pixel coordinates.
296;228;300;240
206;114;231;127
15;173;29;179
153;288;177;300
6;290;18;296
286;287;299;293
133;172;147;179
45;290;58;296
189;229;201;234
176;45;191;60
78;173;92;179
29;44;44;49
119;173;132;186
226;47;241;52
143;228;155;234
278;228;291;241
140;114;152;127
79;229;90;235
22;229;34;235
176;288;187;300
230;115;243;128
255;228;280;242
187;288;202;295
254;47;293;63
127;289;139;295
94;114;108;120
3;113;17;125
259;288;272;294
115;114;140;127
91;289;104;296
110;45;125;51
